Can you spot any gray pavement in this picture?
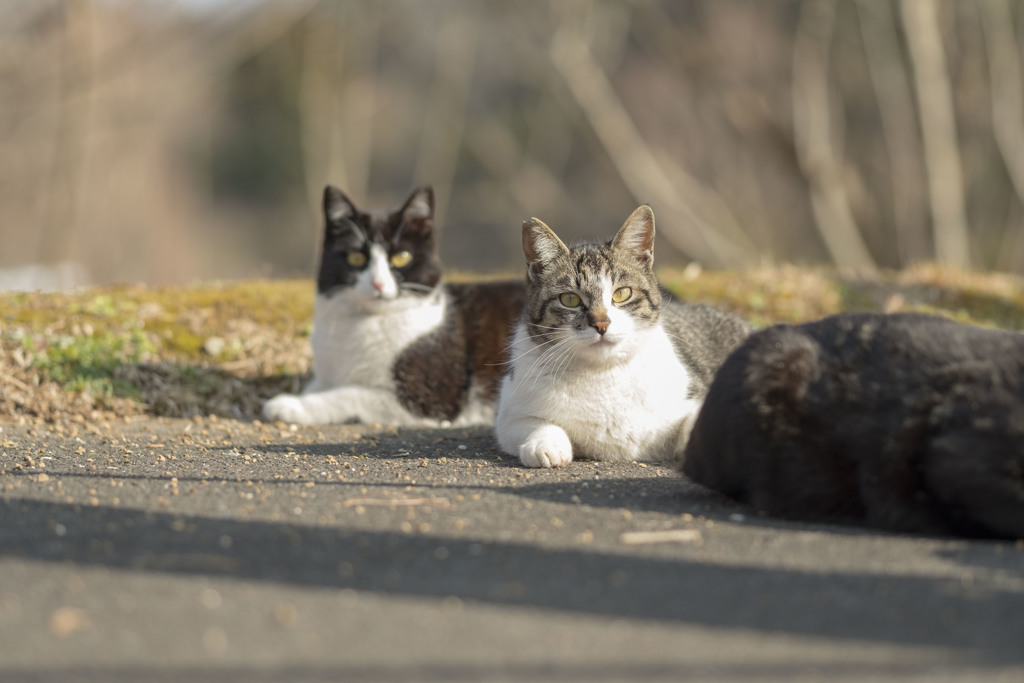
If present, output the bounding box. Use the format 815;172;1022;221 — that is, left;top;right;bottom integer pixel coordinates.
0;415;1022;682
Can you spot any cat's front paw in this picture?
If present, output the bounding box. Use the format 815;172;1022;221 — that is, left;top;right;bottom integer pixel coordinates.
519;425;573;468
263;394;314;425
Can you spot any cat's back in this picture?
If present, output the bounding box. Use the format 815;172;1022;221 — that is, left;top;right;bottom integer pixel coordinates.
446;280;526;333
659;294;753;393
684;312;1024;459
800;311;1024;366
445;280;526;398
776;313;1024;398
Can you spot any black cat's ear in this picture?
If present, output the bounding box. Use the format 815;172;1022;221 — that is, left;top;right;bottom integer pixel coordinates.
323;185;358;223
611;204;655;268
522;217;569;279
399;186;434;236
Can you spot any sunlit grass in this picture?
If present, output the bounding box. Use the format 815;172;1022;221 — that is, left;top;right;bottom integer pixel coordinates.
0;266;1021;422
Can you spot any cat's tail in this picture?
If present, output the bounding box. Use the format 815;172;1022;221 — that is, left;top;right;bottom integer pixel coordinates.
923;422;1024;539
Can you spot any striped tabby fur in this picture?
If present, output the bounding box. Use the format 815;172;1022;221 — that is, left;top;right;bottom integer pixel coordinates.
496;205;751;467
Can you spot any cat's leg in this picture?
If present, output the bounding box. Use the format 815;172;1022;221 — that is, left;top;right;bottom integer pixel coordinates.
263;385;429;426
672;398;705;460
497;417;573;468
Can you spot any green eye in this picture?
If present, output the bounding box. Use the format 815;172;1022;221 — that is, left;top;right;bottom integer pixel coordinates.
346;251;367;268
559;292;581;308
612;286;632;303
390;250;412;268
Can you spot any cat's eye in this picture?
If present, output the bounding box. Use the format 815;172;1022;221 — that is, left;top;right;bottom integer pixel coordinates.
559;292;582;308
612;286;632;303
390;250;412;268
347;251;367;268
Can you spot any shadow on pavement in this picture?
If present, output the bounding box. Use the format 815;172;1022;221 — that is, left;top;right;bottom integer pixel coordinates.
1;497;1022;665
0;658;991;683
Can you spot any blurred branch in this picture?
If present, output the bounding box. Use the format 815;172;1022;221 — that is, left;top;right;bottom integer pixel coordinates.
412;3;481;231
855;0;930;264
549;8;753;267
0;1;319;107
901;0;971;267
299;5;377;222
792;0;876;271
978;0;1024;255
465;119;570;215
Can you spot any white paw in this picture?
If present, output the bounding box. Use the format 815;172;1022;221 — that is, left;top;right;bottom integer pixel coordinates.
263;394;314;425
519;425;573;468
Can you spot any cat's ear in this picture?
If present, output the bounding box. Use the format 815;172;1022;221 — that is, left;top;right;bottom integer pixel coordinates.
399;186;435;236
323;185;358;226
522;218;569;279
611;204;655;268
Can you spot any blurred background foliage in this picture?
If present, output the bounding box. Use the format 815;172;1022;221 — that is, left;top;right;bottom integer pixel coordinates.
3;0;1024;289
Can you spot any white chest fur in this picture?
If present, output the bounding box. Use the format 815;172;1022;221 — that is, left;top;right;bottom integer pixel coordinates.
307;288;447;393
496;323;699;463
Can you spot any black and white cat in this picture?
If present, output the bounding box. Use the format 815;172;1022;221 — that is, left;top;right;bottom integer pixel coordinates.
681;312;1024;539
263;185;525;426
495;205;752;468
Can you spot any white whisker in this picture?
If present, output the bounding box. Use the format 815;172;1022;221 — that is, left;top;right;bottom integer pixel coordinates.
503;334;575;403
400;282;435;293
663;332;695;349
489;334;563;367
546;339;579;388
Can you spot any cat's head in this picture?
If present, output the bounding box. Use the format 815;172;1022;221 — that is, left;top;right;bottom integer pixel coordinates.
317;185;442;307
520;205;663;362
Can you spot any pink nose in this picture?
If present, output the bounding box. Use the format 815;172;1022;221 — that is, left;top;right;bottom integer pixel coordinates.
593;320;609;335
371;279;384;293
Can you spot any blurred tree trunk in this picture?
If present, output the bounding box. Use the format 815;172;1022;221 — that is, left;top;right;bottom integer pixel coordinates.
792;0;876;271
412;3;480;231
901;0;971;267
978;0;1024;271
855;0;930;265
40;0;94;268
299;4;377;233
549;3;753;267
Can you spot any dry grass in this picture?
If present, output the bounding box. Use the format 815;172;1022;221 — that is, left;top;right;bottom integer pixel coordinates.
2;266;1022;424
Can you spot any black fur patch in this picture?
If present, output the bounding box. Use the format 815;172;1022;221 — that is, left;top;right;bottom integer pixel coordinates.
392;281;526;420
682;312;1024;539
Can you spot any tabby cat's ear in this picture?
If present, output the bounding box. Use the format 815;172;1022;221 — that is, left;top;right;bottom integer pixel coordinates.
522;218;569;279
323;185;358;225
399;186;435;236
611;204;655;269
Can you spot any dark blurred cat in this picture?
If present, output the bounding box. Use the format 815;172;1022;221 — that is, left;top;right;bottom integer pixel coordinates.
682;312;1024;539
496;205;752;467
263;185;524;426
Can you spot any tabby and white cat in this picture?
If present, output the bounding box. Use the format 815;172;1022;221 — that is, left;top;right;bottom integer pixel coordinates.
681;312;1024;539
495;205;752;468
263;185;524;426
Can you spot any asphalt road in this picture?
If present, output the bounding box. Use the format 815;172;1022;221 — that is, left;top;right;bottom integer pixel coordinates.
0;415;1022;682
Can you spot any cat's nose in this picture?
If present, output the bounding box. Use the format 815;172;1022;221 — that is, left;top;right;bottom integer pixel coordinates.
593;320;610;335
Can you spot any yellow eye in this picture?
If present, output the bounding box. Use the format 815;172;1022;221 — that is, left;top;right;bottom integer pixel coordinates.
559;292;581;308
390;250;412;268
612;286;632;303
346;251;367;267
